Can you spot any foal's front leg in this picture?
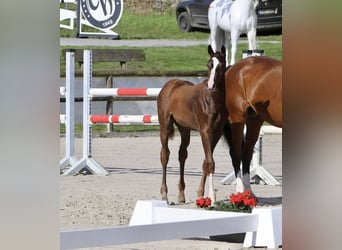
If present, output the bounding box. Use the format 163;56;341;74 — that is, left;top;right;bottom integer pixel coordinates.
198;130;216;202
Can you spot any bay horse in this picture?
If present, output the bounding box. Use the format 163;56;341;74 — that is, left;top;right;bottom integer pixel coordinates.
157;46;227;203
223;56;282;193
208;0;258;65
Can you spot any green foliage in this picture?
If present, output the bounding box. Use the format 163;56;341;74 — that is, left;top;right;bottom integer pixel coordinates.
207;200;253;213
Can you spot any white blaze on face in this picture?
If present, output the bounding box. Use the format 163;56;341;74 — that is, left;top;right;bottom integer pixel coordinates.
208;57;219;90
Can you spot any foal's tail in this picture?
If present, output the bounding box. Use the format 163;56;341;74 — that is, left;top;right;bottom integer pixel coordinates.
168;115;176;140
169;123;175;140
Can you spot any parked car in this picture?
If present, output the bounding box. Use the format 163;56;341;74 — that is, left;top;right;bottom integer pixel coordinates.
176;0;282;33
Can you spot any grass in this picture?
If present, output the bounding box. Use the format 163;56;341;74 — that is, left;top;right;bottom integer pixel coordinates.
60;41;282;74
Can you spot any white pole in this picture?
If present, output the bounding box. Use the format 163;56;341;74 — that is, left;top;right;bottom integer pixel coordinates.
83;49;92;159
60;50;77;171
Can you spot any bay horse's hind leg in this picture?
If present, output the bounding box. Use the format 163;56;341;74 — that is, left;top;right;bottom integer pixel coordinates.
242;114;263;194
229;121;245;193
176;125;191;203
159;115;174;202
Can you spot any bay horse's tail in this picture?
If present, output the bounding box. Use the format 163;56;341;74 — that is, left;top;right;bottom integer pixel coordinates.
222;121;233;150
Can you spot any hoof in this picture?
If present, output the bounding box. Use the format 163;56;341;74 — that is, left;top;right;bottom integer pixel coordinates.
161;195;168;203
178;194;186;203
178;198;186;204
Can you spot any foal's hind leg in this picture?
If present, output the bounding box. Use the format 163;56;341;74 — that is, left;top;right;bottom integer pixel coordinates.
177;126;191;203
159;117;174;202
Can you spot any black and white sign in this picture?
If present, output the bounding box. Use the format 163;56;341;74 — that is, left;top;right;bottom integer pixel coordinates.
77;0;123;38
80;0;123;29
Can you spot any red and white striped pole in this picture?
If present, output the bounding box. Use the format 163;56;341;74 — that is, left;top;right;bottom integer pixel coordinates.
89;114;159;124
89;88;161;97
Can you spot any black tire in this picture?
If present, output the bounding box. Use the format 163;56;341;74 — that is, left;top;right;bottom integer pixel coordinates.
177;12;193;32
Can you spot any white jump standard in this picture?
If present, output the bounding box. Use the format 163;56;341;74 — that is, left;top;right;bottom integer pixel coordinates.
63;50;109;176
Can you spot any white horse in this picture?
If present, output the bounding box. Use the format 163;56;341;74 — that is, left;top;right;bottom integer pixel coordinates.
208;0;259;65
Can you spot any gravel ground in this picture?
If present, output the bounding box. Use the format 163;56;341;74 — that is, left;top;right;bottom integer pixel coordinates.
60;133;282;249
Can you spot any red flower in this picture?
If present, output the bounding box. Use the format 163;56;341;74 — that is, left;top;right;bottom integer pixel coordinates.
196;198;205;208
243;190;252;198
249;197;257;207
230;192;243;204
230;190;257;208
204;197;212;207
243;197;251;206
196;197;212;208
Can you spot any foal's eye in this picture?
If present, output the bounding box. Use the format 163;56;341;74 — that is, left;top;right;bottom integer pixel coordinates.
207;60;213;69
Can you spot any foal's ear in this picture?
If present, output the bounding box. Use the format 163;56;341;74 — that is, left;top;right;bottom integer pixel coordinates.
221;46;226;55
208;45;214;56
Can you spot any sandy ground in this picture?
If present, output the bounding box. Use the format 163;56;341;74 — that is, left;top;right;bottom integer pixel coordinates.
60;132;282;249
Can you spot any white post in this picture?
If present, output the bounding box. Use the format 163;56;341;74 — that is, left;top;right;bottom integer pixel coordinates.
244;207;282;248
248;128;281;186
60;50;78;171
63;50;109;176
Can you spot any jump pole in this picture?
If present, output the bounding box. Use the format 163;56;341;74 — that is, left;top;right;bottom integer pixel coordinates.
60;50;78;171
63;50;109;176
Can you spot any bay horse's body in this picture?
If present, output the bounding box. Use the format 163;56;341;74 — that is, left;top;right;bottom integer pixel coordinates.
224;56;282;193
157;46;227;203
208;0;258;65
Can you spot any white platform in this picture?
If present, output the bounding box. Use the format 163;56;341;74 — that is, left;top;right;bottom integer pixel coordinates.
61;200;282;249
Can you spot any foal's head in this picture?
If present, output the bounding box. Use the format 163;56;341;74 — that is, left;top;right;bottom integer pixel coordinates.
207;45;226;90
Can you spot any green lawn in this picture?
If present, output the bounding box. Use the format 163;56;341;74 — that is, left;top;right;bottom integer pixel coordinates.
60;40;282;75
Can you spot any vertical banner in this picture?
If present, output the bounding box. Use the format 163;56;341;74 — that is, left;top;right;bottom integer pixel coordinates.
77;0;123;38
